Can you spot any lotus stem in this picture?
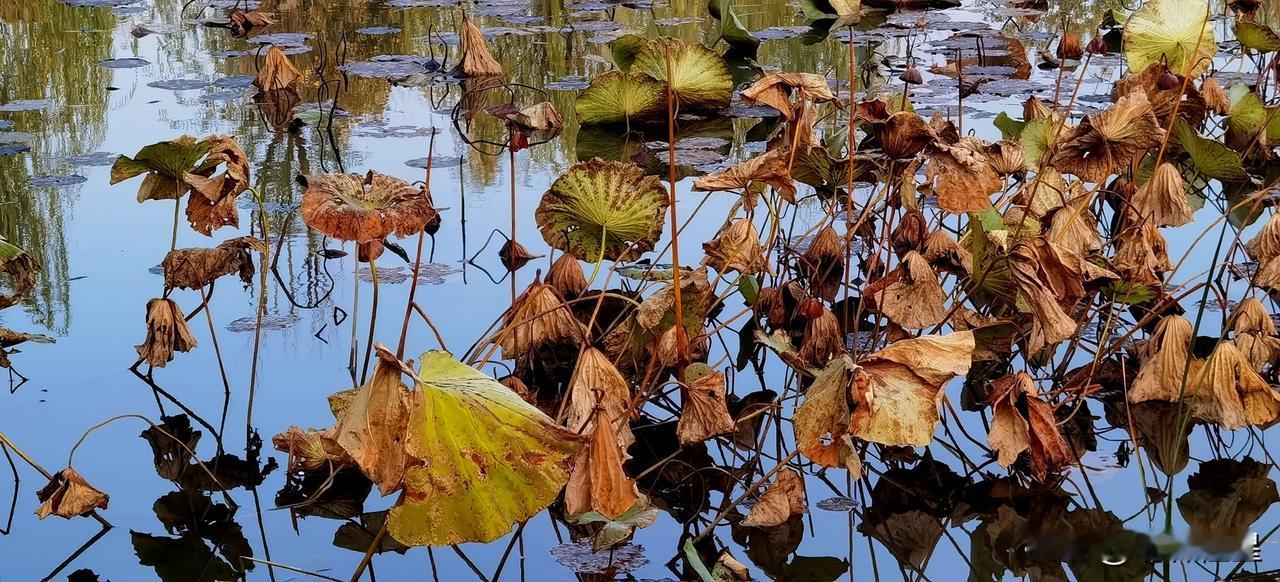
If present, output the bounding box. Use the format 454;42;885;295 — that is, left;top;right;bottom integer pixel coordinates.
349;255;360;385
199;285;233;449
664;44;689;372
246;186;271;449
359;261;380;384
170;187;181;253
397;130;437;360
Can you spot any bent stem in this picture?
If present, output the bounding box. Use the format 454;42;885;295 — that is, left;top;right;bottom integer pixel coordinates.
199;285;233;451
246;185;271;447
359;261;380;384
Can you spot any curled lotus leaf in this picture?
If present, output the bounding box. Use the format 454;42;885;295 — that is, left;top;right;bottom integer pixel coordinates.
110;135;213;202
299;171;438;259
161;236;265;290
631;37;733;112
1123;0;1215;77
1049;92;1166;183
0;236;38;309
575;71;665;126
535;158;669;262
387;351;581;546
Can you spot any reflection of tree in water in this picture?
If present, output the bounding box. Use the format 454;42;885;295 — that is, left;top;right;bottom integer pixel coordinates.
0;0;112;333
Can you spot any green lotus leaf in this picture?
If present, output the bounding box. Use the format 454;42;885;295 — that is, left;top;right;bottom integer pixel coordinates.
1227;83;1280;145
611;34;648;72
569;495;659;552
993;111;1026;140
708;0;761;53
575;71;666;126
387;351;580;546
110;135;213;202
535;158;669;262
1019;117;1054;167
1236;20;1280;53
631;37;734;112
1122;0;1214;77
1173;120;1248;181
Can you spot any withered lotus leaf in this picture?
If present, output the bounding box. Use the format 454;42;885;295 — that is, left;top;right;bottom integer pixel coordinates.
741;73;837;121
547;254;587;300
863;251;948;330
878;112;936;160
1177;458;1279;553
849;331;975;447
299;171;437;260
135;298;198;368
229;10;275;36
498;280;585;360
1185;341;1280;429
677;365;737;446
800;226;845;301
35;468;109;520
986;372;1076;481
1049;92;1165;183
924;138;1002;213
1200;76;1231;115
387;351;581;546
1046;195;1103;256
741;467;808;528
693;148;798;204
565;410;640;519
161;236;264;290
1112;222;1172;285
0;236;38;309
1228;298;1280;370
110;135;212;202
1131;162;1193;227
254;46;300;92
630;37;733;111
564;347;634;450
333;345;413;496
455;13;503;77
799;308;843;366
793;355;857;467
1008;241;1081;354
922;230;971;274
535;158;668;262
272;426;352;472
1244;212;1280;263
702;218;770;275
1130;315;1194;404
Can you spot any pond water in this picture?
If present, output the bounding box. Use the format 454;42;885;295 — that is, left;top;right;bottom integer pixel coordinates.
1;0;1278;580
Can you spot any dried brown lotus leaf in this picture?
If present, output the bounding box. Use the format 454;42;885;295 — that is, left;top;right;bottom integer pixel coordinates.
1132;162;1193;227
35;468;109;520
1046;195;1103;256
1255;256;1280;294
1008;242;1079;354
455;13;502;77
565;410;640;519
1234;332;1280;372
693;148;797;203
1186;341;1280;429
702;218;770;275
879;111;936;160
135;298;197;367
1019;167;1069;217
1130;315;1194;403
677;368;736;446
863;251;948;330
333;347;413;496
547;254;587;301
800;308;843;366
891;210;928;257
637;267;713;332
1113;222;1172;285
792;356;857;467
1049;92;1166;183
162;236;264;290
254;46;300;92
741;73;838;120
1024;96;1058;122
987;139;1027;177
849;331;976;447
229;10;276;36
299;171;437;249
185;189;239;236
1201;76;1231;115
564;347;634;450
498;282;585;360
741;468;808;528
272;426;351;471
1229;298;1276;336
1113;66;1208;129
925;138;1001;213
986;372;1076;481
800;226;845;301
922;230;971;274
1245;213;1280;263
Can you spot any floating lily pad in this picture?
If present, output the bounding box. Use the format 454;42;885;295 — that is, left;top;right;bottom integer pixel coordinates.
403;156;462;169
201;90;249;102
62;0;137;6
816;496;858;511
356;26;401;35
0;132;33;144
99;58;150;69
545;77;590;91
29;175;87;188
66;152;119;166
213;75;256;89
0;144;29;156
340;55;438;78
247;33;312;47
147;79;211;91
354;122;438;139
225;313;301;332
0;100;50;112
551;542;649;574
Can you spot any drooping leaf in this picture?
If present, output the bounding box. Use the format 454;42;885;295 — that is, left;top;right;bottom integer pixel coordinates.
110;136;212;202
1172;120;1249;181
535;158;669;262
1123;0;1214;77
387;351;581;546
1236;20;1280;53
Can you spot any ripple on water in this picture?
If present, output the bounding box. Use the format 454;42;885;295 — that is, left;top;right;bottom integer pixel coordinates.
226;313;301;332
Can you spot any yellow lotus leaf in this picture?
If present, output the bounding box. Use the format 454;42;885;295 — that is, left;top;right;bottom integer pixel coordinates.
793;355;857;467
1123;0;1215;77
849;331;975;447
387;351;581;546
